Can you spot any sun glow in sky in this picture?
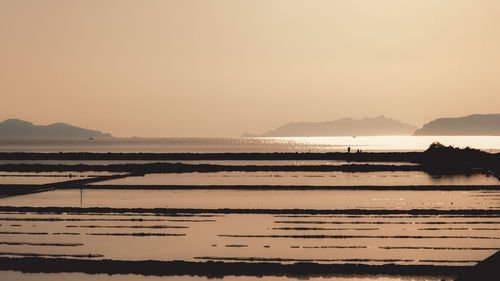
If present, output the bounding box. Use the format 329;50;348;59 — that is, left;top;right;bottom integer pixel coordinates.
1;0;500;137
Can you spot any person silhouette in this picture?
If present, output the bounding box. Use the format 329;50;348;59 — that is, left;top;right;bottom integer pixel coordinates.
347;147;351;153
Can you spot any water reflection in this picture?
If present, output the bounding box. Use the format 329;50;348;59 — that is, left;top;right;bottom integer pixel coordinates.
91;172;500;187
0;211;497;267
2;189;499;210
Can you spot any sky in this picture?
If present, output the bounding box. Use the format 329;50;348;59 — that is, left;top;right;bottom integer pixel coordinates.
1;0;500;137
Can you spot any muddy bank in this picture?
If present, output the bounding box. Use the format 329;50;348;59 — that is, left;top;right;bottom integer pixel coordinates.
0;206;499;216
0;162;492;179
0;185;54;198
0;174;129;197
0;162;425;173
0;257;465;277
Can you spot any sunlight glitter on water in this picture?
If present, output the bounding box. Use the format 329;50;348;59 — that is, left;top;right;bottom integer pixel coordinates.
1;136;500;153
265;136;500;152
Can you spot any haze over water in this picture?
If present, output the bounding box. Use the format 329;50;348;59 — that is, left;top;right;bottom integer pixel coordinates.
1;136;500;153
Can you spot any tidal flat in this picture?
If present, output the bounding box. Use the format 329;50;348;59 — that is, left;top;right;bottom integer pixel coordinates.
0;147;499;280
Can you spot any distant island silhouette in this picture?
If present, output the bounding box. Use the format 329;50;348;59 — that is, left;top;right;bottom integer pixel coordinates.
414;114;500;136
242;116;417;137
0;119;112;138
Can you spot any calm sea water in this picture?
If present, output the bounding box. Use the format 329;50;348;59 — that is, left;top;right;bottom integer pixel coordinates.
0;136;499;153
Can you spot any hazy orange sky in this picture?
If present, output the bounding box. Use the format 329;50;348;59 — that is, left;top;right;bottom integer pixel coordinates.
1;0;500;137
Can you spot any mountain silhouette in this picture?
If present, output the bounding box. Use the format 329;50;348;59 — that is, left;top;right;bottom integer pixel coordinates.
0;119;112;138
242;116;417;137
414;114;500;136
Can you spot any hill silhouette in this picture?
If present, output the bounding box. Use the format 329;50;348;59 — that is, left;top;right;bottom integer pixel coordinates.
414;114;500;136
0;119;112;138
242;116;417;137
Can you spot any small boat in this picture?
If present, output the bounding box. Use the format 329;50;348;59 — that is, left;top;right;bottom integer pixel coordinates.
88;137;94;141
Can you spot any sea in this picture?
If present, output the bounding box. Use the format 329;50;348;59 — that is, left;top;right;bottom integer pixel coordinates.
0;135;500;153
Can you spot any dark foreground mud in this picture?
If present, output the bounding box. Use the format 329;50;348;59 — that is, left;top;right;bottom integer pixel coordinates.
0;257;465;277
455;250;500;281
